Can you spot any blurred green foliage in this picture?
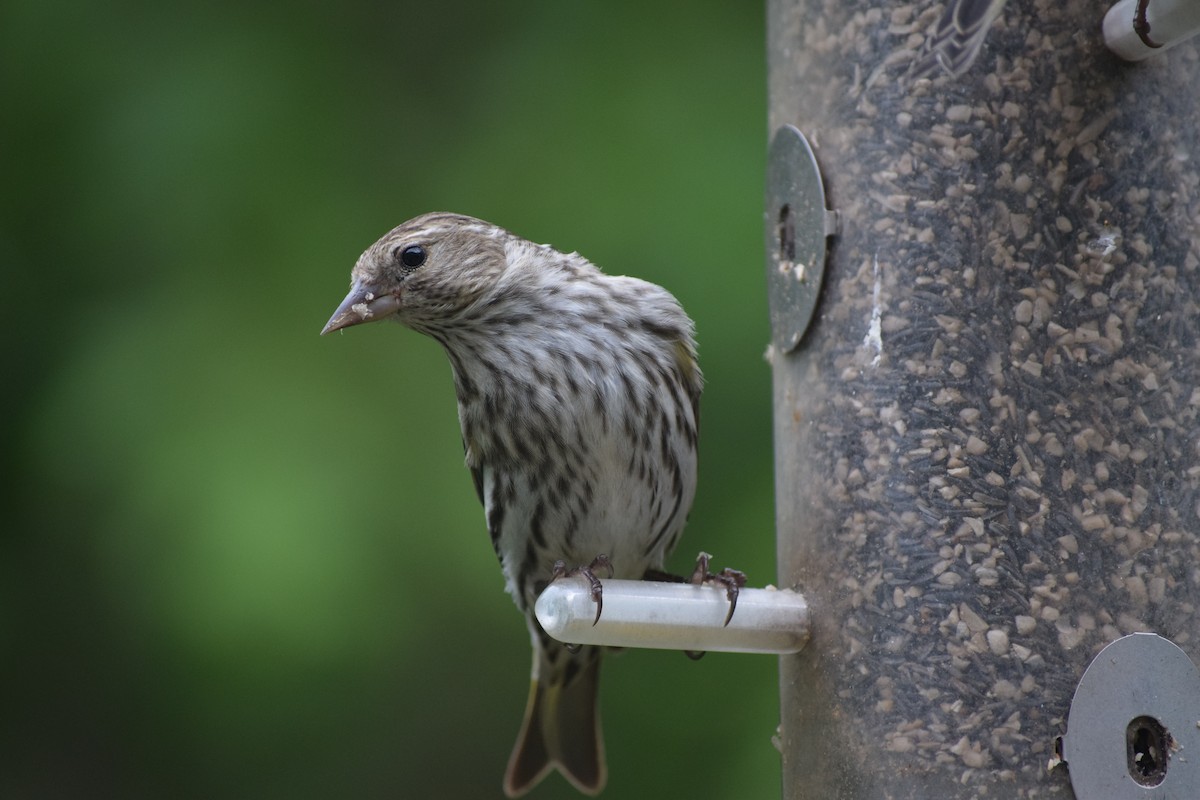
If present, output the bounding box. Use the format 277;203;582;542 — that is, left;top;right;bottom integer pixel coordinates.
2;0;773;797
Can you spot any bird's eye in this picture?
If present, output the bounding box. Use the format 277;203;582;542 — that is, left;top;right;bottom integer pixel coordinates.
398;244;427;269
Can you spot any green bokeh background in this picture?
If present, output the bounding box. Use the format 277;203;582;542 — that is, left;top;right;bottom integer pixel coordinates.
2;1;775;797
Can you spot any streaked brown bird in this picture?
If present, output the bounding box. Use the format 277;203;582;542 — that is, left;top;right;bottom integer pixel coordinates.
322;213;702;796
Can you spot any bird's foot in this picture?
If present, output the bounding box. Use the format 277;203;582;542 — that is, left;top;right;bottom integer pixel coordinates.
689;551;747;627
644;552;746;659
551;554;614;626
644;552;747;628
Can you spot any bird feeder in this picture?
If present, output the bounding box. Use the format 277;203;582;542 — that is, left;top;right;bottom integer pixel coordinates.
768;0;1200;797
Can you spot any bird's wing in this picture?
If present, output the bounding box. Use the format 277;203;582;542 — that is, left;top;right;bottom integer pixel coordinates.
673;339;702;439
465;437;485;506
469;463;485;506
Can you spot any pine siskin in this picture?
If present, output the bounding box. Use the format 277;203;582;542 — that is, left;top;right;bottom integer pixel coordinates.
322;213;702;796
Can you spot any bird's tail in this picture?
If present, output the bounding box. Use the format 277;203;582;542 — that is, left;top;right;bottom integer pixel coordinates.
503;629;605;797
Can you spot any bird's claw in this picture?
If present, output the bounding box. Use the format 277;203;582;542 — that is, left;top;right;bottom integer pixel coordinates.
552;554;614;626
690;551;748;627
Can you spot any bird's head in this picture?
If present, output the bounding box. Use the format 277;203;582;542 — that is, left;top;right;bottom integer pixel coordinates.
321;212;508;335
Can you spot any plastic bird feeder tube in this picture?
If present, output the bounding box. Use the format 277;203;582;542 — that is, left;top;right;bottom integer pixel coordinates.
535;578;810;655
768;1;1200;798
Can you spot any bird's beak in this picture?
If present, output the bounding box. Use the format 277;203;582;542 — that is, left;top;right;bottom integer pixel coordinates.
321;281;402;335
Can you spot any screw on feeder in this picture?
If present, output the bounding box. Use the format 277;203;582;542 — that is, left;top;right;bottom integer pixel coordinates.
1059;633;1200;798
765;125;837;354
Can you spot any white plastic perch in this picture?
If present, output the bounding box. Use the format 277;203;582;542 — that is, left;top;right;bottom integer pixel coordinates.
534;577;810;655
1103;0;1200;61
